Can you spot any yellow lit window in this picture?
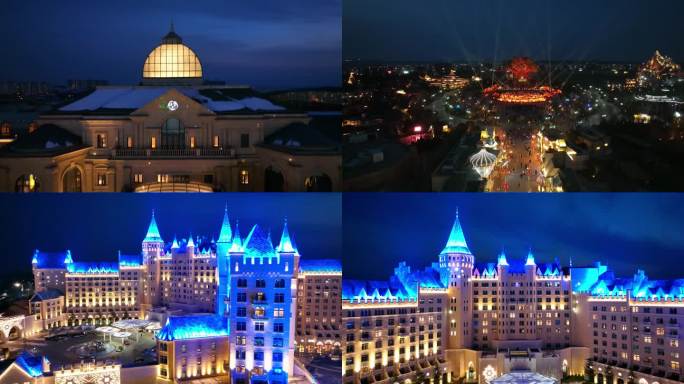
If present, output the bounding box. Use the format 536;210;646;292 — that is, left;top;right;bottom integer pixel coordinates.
127;136;133;148
240;170;249;185
151;136;157;149
190;136;196;148
213;135;220;148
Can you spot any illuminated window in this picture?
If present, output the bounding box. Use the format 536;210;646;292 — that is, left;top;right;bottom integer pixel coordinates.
127;136;133;148
142;43;202;79
151;136;157;149
254;307;265;317
157;174;169;183
97;174;107;186
672;361;680;370
212;135;220;148
633;354;640;362
190;136;196;148
134;173;143;184
240;170;249;185
15;174;39;193
274;308;284;318
96;134;107;148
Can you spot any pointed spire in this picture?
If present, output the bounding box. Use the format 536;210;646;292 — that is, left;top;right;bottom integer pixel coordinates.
218;204;232;243
526;247;536;266
187;234;195;248
440;209;472;255
144;210;163;242
170;20;175;33
230;220;243;252
277;217;297;253
171;236;180;249
497;248;508;266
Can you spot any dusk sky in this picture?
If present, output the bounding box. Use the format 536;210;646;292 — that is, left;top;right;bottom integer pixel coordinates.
0;0;341;89
343;194;684;281
0;194;341;279
344;0;684;63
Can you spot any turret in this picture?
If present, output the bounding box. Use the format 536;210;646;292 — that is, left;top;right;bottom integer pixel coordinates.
276;218;300;273
216;205;232;317
142;210;164;261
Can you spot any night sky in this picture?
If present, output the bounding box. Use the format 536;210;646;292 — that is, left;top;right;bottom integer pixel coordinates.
343;194;684;282
0;194;341;280
344;0;684;63
0;0;341;89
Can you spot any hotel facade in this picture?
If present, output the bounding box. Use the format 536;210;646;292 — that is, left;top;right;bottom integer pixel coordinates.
0;26;341;193
342;213;684;384
0;208;341;384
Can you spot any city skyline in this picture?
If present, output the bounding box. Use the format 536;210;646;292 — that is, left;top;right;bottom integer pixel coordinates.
343;194;684;281
343;0;684;63
0;194;342;279
0;0;341;89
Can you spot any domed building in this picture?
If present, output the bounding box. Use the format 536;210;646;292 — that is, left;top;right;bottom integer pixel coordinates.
142;24;203;85
0;26;340;192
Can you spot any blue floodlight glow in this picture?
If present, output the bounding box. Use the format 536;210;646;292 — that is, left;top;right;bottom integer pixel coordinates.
118;252;142;267
15;352;44;378
156;314;229;341
67;262;119;274
217;205;233;243
242;224;276;260
299;259;341;274
144;210;163;242
276;218;298;254
440;210;472;255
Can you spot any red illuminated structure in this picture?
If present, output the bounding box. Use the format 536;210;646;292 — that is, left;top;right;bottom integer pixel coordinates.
484;57;561;105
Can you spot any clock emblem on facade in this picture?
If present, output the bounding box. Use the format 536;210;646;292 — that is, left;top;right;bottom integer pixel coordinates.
167;100;179;111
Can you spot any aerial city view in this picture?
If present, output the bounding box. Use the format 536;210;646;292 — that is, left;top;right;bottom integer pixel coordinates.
343;0;684;191
342;194;684;384
1;0;684;384
0;195;342;384
0;1;342;192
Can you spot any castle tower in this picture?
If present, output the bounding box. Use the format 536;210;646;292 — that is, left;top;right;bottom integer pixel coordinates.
216;205;232;317
439;210;475;350
142;210;164;312
228;223;294;383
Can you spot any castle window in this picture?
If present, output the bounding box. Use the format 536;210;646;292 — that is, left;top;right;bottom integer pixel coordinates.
190;136;196;148
96;133;107;148
97;174;107;186
127;136;133;148
240;170;249;185
151;136;157;149
212;135;220;148
134;173;143;184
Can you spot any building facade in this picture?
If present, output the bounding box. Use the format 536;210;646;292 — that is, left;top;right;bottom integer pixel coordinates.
0;27;341;193
22;208;339;383
342;213;684;384
296;259;343;354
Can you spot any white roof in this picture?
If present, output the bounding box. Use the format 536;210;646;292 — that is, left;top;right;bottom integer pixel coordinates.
59;87;286;113
491;372;557;384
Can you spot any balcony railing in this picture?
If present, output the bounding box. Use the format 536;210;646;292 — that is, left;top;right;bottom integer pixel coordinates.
90;147;237;159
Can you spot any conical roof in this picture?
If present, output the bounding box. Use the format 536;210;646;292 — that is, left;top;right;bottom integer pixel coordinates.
276;218;298;253
440;210;472;255
218;205;232;243
144;211;163;242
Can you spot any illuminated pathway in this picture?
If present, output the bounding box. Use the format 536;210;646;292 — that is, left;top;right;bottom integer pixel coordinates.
488;127;544;192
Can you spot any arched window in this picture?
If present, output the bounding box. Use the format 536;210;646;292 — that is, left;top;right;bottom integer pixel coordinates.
15;174;39;192
161;118;185;149
63;167;82;192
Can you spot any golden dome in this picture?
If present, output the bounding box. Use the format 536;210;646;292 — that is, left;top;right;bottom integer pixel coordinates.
142;26;202;83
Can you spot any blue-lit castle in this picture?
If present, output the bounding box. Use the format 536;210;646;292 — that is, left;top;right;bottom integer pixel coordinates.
342;211;684;384
15;207;342;384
